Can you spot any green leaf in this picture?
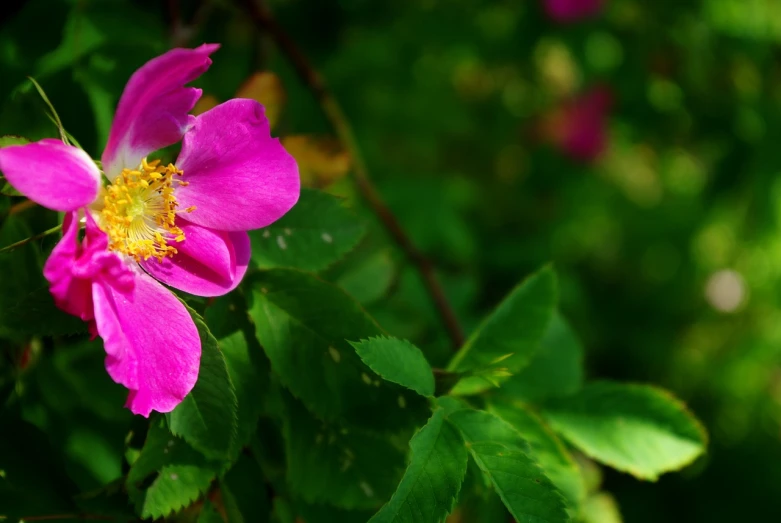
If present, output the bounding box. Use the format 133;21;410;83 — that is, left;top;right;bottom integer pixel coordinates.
542;381;708;480
448;265;557;395
221;453;271;523
167;306;238;461
284;395;406;510
368;409;467;523
0;135;30;147
127;419;223;520
249;189;366;272
447;408;530;453
498;312;584;402
448;409;568;523
582;492;623;523
205;293;269;458
220;329;265;457
490;403;586;509
248;268;427;430
350;336;435;397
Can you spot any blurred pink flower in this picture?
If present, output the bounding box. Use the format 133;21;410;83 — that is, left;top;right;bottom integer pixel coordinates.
544;0;605;22
541;85;612;162
0;44;300;416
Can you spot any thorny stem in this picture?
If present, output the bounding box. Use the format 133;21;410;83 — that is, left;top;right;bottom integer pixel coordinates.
0;224;62;254
243;0;466;349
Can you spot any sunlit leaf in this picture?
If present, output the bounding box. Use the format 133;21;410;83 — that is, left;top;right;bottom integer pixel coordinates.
543;382;708;480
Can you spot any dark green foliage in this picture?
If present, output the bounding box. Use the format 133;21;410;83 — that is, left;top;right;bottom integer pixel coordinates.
167;306;239;462
368;409;467;523
2;0;751;522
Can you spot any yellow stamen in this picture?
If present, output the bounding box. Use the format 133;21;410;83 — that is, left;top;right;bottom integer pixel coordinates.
98;158;190;262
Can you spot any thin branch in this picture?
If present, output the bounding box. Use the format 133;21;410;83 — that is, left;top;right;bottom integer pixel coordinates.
0;223;62;254
242;0;466;349
9;198;38;215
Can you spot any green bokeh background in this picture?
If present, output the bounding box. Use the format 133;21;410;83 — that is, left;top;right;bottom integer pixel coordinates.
2;0;781;520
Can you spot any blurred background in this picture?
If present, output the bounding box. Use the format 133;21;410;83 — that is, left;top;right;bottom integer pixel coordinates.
2;0;781;521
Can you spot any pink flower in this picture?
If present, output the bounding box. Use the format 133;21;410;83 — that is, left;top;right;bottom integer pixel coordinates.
540;85;612;162
0;44;300;416
544;0;605;22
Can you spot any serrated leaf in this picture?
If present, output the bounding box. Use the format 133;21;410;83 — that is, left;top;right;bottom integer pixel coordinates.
368;409;467;523
167;306;238;461
448;409;569;523
498;312;584;402
127;419;223;519
490;403;586;509
220;330;265;457
248;189;366;272
284;395;405;510
542;381;707;480
350;336;435;397
448;266;557;395
248;268;427;430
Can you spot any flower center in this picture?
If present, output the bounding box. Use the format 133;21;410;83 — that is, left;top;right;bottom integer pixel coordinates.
98;158;195;262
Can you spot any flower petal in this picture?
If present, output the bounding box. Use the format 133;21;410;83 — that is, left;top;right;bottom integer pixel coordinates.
43;211;93;321
101;44;220;180
545;0;604;21
139;220;250;297
0;139;101;211
175;99;300;231
44;212;134;321
92;268;200;417
561;86;611;162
